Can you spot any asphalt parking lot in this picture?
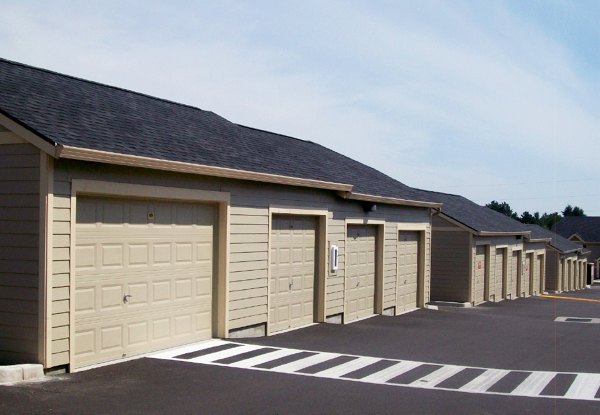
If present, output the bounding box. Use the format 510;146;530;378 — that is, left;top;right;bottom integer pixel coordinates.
2;287;600;414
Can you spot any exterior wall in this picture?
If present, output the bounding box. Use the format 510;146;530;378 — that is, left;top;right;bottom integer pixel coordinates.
430;216;470;302
583;242;600;269
47;159;432;368
431;216;525;304
0;133;42;364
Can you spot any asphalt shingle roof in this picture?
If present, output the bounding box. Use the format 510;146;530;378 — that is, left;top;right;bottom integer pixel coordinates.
0;57;428;203
415;189;531;234
551;217;600;243
525;224;581;253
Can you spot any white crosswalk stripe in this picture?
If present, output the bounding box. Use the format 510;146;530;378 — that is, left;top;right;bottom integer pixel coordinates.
410;365;464;388
352;361;421;383
459;369;510;392
564;373;600;400
189;344;264;364
317;356;381;378
511;372;556;396
150;340;600;402
229;348;300;369
270;353;338;373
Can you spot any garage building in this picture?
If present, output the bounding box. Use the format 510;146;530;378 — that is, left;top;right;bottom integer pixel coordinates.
552;217;600;284
524;225;587;293
417;190;532;305
0;58;440;371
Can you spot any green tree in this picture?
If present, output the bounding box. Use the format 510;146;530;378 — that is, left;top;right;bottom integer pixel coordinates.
539;212;560;230
486;200;518;220
520;211;539;224
562;205;585;217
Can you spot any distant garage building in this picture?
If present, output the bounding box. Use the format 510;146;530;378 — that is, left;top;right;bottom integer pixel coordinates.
552;217;600;284
526;225;587;293
418;191;533;305
0;58;441;371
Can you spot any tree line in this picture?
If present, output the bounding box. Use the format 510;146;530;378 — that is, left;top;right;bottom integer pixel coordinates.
485;201;585;230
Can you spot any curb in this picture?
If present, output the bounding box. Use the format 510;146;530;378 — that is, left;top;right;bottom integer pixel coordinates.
0;364;44;384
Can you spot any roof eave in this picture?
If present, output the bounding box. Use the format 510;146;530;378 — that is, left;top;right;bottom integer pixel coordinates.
525;237;552;243
57;145;354;193
477;231;531;237
338;191;442;209
0;111;57;154
435;212;478;234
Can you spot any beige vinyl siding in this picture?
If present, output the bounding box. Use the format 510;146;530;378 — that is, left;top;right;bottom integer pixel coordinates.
48;159;433;366
51;167;71;366
0;139;41;364
431;229;470;302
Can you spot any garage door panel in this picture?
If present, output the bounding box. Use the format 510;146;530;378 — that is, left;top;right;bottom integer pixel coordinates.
269;215;316;333
494;248;505;300
74;196;214;369
397;232;419;313
345;225;376;322
523;255;531;296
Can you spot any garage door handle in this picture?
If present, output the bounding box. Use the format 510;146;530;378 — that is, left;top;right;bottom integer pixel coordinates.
355;281;360;288
123;294;132;304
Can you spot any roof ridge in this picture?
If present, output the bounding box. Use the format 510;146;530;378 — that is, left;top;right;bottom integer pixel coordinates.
235;124;315;145
412;187;465;198
236;123;411;187
0;56;223;120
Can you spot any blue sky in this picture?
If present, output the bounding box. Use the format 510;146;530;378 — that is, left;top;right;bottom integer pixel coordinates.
1;0;599;215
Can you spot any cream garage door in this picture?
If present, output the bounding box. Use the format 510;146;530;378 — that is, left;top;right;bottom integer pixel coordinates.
561;259;567;291
345;225;376;322
473;245;486;304
397;231;419;313
523;254;531;297
494;248;505;301
534;255;543;295
74;196;214;369
509;251;519;299
269;215;316;334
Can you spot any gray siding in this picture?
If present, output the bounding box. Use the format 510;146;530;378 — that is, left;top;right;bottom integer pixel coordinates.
0;139;41;364
49;159;433;367
431;229;470;302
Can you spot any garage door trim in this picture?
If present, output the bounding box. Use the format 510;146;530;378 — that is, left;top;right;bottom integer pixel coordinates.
69;180;230;371
267;207;328;335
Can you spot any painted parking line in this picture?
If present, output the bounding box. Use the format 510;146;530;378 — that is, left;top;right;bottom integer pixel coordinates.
540;294;600;303
150;340;600;402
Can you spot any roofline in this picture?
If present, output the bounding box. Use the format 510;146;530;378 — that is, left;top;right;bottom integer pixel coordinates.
0;111;56;154
477;231;531;237
338;191;442;209
57;145;354;193
436;212;478;234
569;233;586;242
525;237;552;243
436;211;530;237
